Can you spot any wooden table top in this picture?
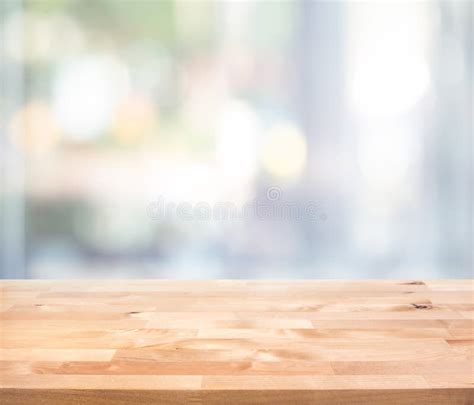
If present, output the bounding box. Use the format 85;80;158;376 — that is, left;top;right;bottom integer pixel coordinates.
0;280;473;404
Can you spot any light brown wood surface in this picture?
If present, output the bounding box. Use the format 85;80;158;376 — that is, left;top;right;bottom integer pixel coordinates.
1;279;473;404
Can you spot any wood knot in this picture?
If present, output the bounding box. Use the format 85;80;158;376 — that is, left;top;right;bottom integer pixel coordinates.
128;311;140;315
411;303;433;310
401;281;425;285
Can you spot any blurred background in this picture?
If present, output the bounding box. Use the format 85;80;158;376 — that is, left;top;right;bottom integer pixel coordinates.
0;0;472;279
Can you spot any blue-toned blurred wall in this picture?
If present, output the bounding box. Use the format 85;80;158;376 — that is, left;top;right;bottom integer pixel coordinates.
1;0;472;279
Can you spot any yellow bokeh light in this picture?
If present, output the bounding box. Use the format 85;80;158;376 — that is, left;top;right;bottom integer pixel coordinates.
9;101;59;156
261;122;307;180
112;94;158;144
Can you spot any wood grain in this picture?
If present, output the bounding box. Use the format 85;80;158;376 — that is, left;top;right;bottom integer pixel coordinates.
1;279;473;404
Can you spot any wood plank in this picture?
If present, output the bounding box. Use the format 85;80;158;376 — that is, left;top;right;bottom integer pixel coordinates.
0;349;115;362
1;279;472;404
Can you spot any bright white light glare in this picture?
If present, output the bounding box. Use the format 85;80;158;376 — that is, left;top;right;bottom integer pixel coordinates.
349;3;432;117
216;100;261;181
53;56;129;141
352;54;430;117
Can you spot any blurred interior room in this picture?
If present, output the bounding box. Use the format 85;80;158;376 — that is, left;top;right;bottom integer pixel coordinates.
0;0;472;279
